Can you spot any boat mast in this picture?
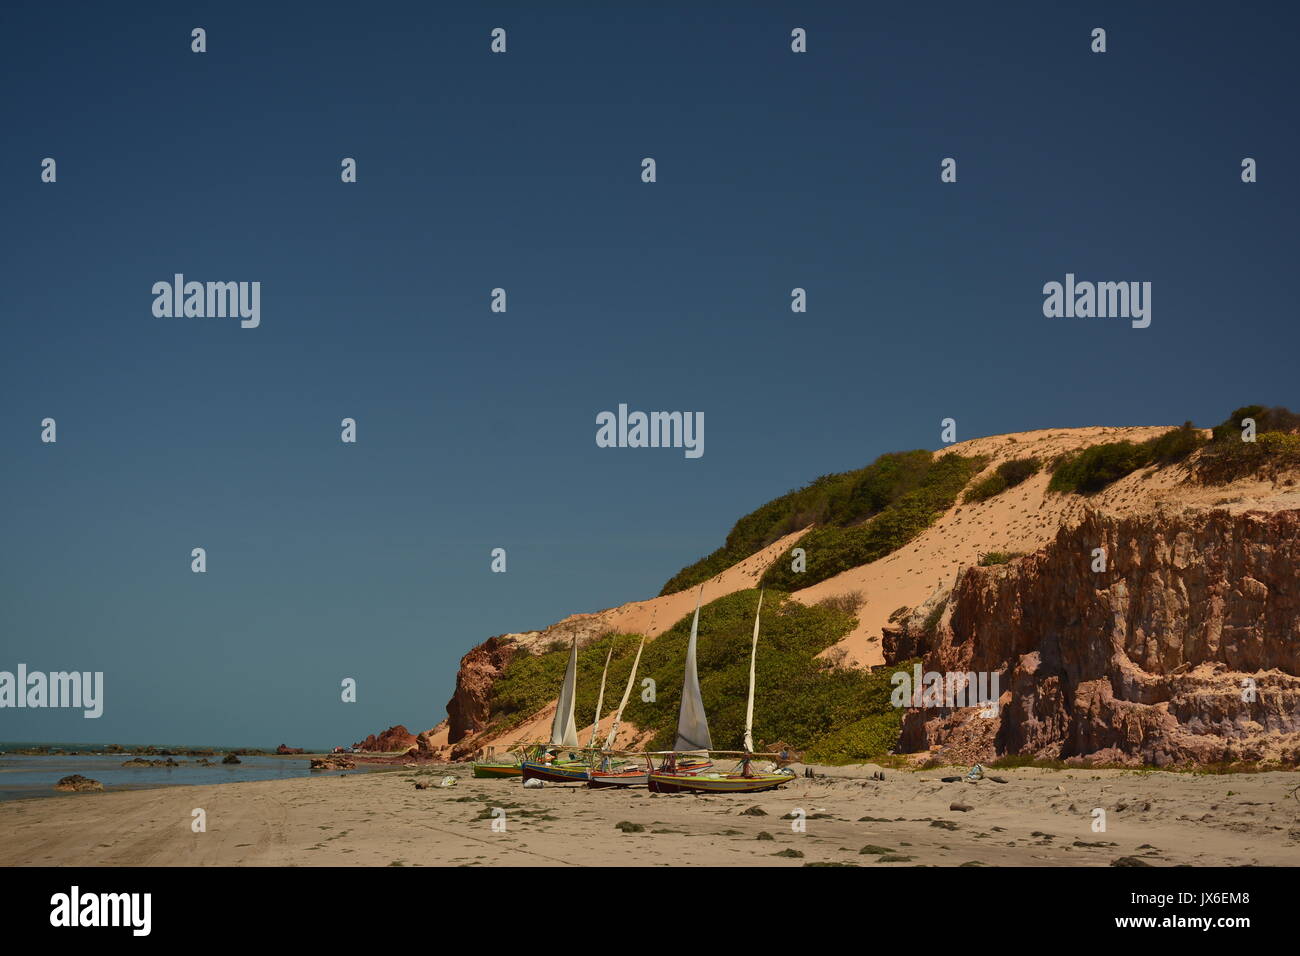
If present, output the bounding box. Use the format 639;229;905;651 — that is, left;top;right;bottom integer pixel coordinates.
587;644;614;749
742;590;764;754
604;637;645;751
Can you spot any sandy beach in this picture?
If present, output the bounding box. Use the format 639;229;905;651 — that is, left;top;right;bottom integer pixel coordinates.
3;763;1296;867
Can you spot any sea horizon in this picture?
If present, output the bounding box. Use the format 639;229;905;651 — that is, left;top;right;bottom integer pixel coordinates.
0;740;333;754
0;748;358;803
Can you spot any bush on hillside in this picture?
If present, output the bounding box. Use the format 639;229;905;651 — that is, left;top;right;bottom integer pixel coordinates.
1209;405;1300;443
962;456;1041;504
1047;423;1206;495
760;453;986;591
1196;405;1300;483
658;450;935;595
1049;440;1151;494
802;711;903;764
816;591;865;615
1147;421;1207;464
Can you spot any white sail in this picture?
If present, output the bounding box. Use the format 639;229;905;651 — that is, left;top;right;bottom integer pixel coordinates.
673;587;713;753
604;637;645;751
743;591;764;754
587;645;614;749
549;637;580;748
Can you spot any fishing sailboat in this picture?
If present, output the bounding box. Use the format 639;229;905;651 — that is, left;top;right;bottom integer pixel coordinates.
520;635;592;783
587;627;710;789
588;636;647;788
647;590;795;794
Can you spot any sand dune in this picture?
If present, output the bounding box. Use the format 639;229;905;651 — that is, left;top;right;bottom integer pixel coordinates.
528;527;811;645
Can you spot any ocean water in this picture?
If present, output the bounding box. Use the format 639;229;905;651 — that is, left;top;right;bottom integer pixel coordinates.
0;749;356;802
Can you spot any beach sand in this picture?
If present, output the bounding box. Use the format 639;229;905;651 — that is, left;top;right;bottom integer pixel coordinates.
2;762;1296;867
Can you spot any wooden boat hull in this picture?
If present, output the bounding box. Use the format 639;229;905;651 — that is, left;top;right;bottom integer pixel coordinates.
472;763;522;779
647;771;795;794
520;760;590;783
588;760;714;789
589;770;648;788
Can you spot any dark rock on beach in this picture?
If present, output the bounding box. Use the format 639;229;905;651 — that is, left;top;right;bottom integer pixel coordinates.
310;755;356;771
54;774;103;793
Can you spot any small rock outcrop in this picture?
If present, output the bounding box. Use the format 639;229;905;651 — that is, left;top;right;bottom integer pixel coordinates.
352;725;418;753
54;774;103;792
310;755;356;771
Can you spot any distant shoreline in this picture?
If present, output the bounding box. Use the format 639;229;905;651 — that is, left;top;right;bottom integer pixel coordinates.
0;751;369;805
0;742;332;756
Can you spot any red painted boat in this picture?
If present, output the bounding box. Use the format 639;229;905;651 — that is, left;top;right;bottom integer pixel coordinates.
587;758;711;789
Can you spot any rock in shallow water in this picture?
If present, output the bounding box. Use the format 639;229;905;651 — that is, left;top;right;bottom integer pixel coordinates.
54;774;103;793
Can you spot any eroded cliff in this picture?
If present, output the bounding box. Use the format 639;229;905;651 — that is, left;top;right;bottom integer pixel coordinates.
884;508;1300;766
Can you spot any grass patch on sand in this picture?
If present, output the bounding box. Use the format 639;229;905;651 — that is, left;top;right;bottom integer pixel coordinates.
977;551;1023;567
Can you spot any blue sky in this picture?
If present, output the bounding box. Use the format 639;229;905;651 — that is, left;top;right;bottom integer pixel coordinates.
2;1;1297;746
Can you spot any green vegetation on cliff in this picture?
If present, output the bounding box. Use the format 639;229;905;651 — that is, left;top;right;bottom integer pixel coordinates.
661;405;1298;602
963;456;1041;504
1195;405;1300;482
661;450;985;596
759;452;986;591
659;450;935;596
486;590;910;761
1048;406;1299;494
1047;422;1206;494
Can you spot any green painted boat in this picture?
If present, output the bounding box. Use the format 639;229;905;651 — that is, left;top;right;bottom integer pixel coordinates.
472;761;523;779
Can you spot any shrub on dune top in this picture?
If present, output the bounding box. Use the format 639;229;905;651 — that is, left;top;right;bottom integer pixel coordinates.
1048;422;1206;494
1195;405;1300;482
659;450;936;595
760;452;986;591
962;456;1041;504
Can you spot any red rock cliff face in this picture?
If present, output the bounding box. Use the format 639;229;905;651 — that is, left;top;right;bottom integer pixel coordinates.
446;636;519;745
444;614;620;754
884;508;1300;766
